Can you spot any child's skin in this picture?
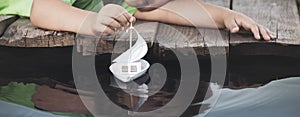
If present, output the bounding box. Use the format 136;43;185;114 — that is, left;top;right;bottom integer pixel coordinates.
30;0;275;40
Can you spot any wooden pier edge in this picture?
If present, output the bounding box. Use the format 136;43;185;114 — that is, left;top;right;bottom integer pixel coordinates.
0;0;299;57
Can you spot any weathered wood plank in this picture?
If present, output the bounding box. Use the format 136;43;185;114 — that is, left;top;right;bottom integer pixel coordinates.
155;24;205;57
155;24;201;49
0;15;19;37
203;28;229;55
0;18;75;47
155;24;229;57
231;0;300;45
273;0;300;44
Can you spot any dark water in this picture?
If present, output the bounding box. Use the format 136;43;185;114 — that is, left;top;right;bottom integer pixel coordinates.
90;53;300;116
88;54;300;117
1;46;300;116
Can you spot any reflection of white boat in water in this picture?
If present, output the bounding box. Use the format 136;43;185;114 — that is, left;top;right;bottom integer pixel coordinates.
109;26;150;82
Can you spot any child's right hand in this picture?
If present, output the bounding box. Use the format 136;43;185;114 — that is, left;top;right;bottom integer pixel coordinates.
84;4;136;36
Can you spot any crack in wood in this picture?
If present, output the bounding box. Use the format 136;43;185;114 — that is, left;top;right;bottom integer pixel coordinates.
230;0;233;9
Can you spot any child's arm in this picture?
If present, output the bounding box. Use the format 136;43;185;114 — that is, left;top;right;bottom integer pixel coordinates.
134;0;275;40
30;0;134;36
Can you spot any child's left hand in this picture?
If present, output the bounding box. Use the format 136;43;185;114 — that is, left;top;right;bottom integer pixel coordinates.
223;11;275;41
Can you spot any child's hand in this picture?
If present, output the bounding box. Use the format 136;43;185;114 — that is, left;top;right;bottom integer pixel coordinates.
87;4;136;36
223;11;275;41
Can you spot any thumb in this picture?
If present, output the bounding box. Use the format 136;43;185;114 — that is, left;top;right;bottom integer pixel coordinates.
129;16;136;23
231;26;240;33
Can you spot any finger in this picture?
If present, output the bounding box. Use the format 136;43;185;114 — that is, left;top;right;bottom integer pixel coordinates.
35;85;42;92
102;27;115;35
32;93;43;102
238;19;252;31
33;101;52;111
130;17;136;23
55;84;78;93
93;24;115;36
96;16;122;32
123;12;135;23
225;18;240;33
115;13;130;26
231;27;240;33
35;85;48;92
116;12;135;26
258;26;271;41
33;100;44;108
75;89;96;96
250;25;261;40
32;94;39;101
266;28;276;39
101;17;122;30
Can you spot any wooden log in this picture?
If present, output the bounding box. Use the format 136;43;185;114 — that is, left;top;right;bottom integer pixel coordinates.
0;18;75;47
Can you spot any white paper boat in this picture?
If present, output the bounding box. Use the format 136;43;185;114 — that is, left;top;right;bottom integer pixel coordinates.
109;28;150;82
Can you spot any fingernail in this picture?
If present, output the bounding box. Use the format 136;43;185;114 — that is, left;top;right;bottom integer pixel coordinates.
232;27;239;33
271;34;276;38
130;17;135;22
255;35;261;39
121;27;125;31
126;23;130;26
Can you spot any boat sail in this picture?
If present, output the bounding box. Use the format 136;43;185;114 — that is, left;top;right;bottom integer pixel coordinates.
109;26;150;82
